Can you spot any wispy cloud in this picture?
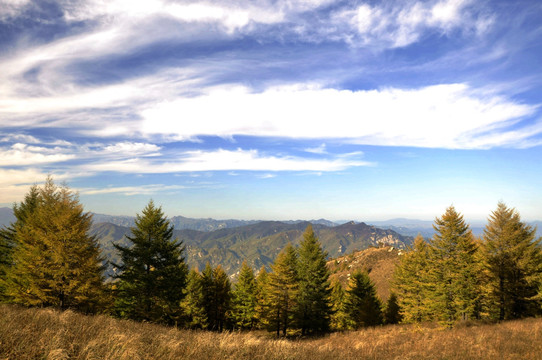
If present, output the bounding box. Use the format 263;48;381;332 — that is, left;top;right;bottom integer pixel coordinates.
257;173;277;179
84;148;372;173
0;168;71;203
0;143;75;166
78;184;187;196
304;143;327;154
333;0;493;48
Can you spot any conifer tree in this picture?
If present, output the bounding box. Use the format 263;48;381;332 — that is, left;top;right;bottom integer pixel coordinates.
114;200;187;324
383;292;402;325
3;178;106;312
0;186;40;301
181;268;208;329
430;206;482;325
393;234;434;323
231;261;258;330
267;243;299;336
345;270;383;328
201;263;232;331
296;225;332;335
483;202;542;319
255;266;271;330
330;281;350;331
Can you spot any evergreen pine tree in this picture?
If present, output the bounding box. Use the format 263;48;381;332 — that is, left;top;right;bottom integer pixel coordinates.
383;292;402;325
330;281;350;331
255;266;271;330
267;243;299;336
3;178;106;312
231;261;258;330
296;225;332;335
483;202;542;319
201;263;232;331
431;206;483;325
181;268;208;329
114;200;187;324
345;270;383;328
0;186;40;301
393;234;434;323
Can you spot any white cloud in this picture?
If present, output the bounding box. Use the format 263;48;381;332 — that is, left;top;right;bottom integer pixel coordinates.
0;0;30;20
0;134;41;144
336;0;492;48
140;83;537;149
304;143;327;154
79;184;187;196
101;142;161;157
0;168;52;203
84;148;371;173
257;173;277;179
0;143;74;166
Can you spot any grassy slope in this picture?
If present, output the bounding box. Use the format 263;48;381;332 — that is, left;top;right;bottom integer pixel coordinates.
1;304;541;360
327;246;402;301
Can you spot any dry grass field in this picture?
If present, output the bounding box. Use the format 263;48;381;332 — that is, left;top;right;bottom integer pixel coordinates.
1;304;542;360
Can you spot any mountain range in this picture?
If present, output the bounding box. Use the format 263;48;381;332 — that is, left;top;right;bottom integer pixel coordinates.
91;220;412;277
1;207;540;278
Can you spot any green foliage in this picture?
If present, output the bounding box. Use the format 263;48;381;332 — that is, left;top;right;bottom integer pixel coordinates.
181;268;208;329
430;206;483;325
330;281;350;331
266;243;299;336
255;266;271;329
482;202;542;320
201;263;231;331
296;225;332;335
231;261;258;330
345;270;383;328
383;292;402;325
0;186;40;302
114;200;187;324
393;235;434;323
2;178;106;312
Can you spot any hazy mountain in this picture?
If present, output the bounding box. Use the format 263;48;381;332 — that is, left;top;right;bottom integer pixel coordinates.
90;220;412;277
89;213;337;232
369;218;489;239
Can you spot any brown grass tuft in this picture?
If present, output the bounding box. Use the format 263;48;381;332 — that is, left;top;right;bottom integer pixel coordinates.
1;304;541;359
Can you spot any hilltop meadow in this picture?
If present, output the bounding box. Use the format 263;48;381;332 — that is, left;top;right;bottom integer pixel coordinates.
1;304;542;360
2;179;542;359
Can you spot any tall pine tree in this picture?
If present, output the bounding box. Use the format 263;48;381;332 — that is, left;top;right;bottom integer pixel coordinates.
393;234;434;323
231;261;258;330
181;268;208;329
3;178;105;312
0;186;40;302
255;266;271;330
483;202;542;320
430;206;482;325
267;243;299;336
296;225;332;335
201;263;231;331
114;200;187;324
330;281;350;331
345;270;383;328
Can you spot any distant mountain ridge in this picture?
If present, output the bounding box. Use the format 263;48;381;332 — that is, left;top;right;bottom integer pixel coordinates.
90;212;338;232
90;220;413;277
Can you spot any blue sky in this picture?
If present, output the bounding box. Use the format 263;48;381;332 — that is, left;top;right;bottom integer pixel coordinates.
1;0;541;222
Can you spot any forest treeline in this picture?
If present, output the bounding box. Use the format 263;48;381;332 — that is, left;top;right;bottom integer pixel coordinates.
0;178;541;335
